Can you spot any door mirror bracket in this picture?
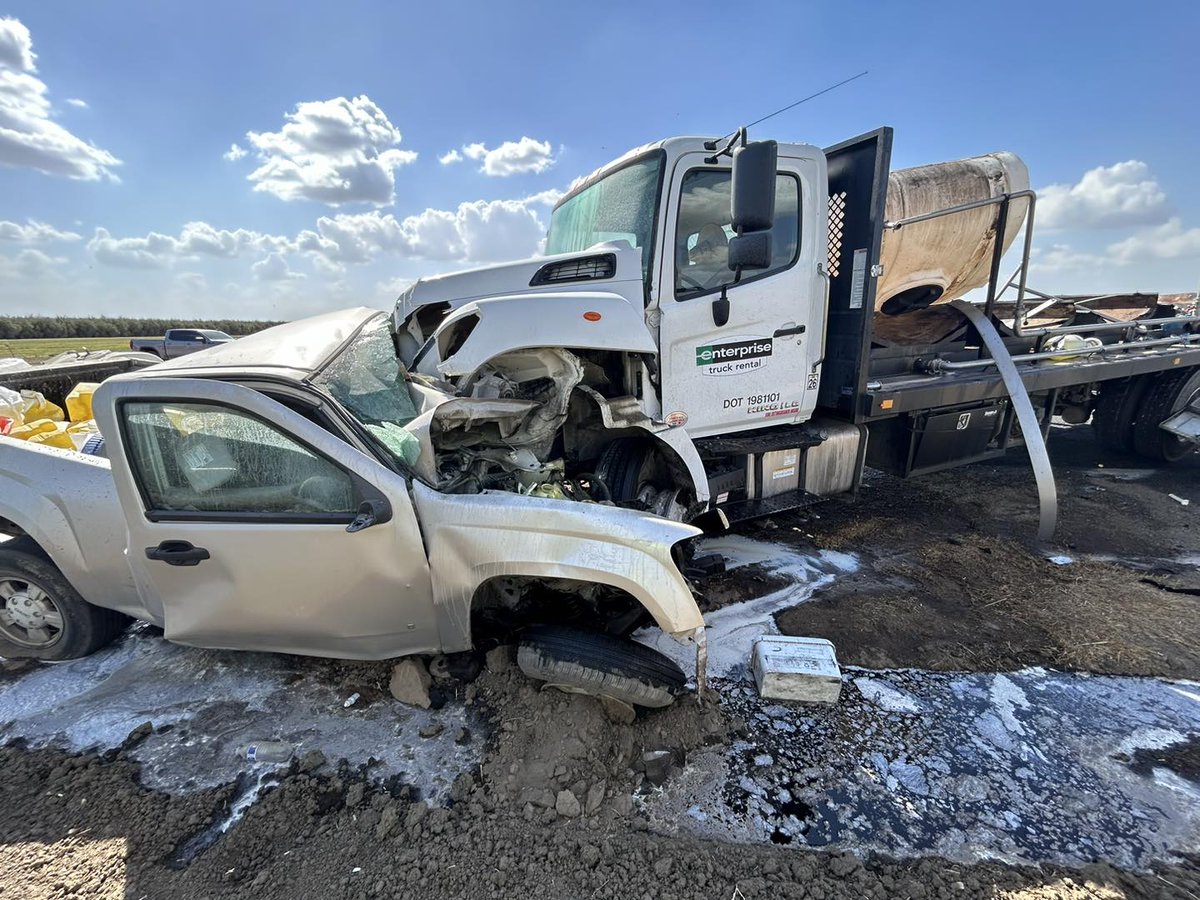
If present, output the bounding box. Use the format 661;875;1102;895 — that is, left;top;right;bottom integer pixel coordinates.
346;497;391;533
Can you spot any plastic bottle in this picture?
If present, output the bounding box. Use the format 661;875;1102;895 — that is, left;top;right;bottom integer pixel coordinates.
236;741;294;764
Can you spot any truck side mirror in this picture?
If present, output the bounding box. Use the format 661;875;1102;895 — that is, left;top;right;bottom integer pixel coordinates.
731;140;777;233
728;231;773;271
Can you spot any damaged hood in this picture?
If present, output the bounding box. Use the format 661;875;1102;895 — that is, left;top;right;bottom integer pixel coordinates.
419;292;656;379
395;243;645;320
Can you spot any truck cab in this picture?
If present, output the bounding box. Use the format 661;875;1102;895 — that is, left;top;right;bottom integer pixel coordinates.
394;129;1199;531
397;136;829;440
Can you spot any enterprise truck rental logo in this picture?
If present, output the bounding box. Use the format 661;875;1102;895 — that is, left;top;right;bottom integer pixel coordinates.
695;336;773;376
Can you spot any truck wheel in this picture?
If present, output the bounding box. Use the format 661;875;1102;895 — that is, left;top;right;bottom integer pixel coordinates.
1132;367;1200;462
1092;376;1152;453
596;438;687;520
0;546;128;660
517;625;687;709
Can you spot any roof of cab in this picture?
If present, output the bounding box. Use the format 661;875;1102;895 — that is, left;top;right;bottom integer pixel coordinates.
138;307;382;380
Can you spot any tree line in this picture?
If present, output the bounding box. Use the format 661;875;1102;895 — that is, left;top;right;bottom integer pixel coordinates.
0;316;284;340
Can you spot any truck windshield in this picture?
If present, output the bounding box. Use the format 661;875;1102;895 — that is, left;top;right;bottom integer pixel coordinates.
544;152;663;282
315;317;422;468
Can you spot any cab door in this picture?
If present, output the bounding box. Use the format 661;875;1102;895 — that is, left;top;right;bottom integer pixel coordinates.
94;376;439;660
655;149;825;438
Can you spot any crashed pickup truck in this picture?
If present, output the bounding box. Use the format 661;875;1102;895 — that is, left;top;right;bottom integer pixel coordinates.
0;308;706;708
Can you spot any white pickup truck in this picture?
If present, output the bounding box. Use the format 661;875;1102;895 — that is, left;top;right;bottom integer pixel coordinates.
0;308;706;708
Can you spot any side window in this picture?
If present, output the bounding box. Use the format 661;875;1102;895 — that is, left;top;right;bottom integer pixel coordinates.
674;170;800;299
121;401;356;517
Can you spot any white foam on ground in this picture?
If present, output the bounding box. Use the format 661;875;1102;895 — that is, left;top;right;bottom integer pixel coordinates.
0;630;479;799
853;677;925;714
637;537;858;679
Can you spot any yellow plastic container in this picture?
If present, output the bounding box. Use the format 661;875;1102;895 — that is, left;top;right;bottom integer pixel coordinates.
65;382;100;423
67;419;99;435
21;391;64;423
28;428;75;450
9;418;57;441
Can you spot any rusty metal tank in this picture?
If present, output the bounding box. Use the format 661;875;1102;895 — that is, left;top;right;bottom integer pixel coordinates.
876;152;1029;315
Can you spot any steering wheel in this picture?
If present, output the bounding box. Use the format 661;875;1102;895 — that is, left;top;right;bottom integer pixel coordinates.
678;273;706;292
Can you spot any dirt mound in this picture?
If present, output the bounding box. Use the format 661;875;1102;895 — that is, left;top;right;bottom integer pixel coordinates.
2;667;1200;899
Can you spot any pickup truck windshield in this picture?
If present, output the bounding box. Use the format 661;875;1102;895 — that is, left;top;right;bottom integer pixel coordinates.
315;317;421;467
544;153;663;281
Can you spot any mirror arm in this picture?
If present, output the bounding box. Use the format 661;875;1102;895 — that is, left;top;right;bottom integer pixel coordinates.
703;127;746;164
711;285;731;328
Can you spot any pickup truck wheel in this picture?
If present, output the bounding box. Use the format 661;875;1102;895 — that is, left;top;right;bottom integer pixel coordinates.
1092;375;1152;453
1132;367;1200;462
0;547;128;660
517;625;687;709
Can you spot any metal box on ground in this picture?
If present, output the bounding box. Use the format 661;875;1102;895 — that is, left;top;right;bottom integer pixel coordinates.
751;636;842;704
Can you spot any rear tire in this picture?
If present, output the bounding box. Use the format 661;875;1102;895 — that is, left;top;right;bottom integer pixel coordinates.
517;625;687;709
1092;376;1152;453
0;546;128;660
1132;367;1200;462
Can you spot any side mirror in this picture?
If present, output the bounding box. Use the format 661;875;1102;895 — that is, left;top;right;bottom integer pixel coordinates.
731;140;777;233
346;497;392;533
728;232;773;271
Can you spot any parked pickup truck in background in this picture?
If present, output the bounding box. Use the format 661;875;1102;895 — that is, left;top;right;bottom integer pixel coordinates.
129;328;234;359
0;308;705;709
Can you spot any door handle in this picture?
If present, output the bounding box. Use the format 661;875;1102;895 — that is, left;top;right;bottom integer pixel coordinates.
145;541;210;566
773;325;807;338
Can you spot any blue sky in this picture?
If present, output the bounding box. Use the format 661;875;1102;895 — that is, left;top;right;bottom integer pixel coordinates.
1;0;1197;319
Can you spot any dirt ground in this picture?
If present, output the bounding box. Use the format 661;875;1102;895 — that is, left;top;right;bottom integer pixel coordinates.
774;424;1200;677
1;668;1198;900
0;423;1197;899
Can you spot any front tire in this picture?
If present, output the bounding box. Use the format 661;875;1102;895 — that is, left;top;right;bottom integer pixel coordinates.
0;545;128;660
517;625;687;709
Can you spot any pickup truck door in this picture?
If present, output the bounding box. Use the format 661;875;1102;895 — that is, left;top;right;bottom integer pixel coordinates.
654;149;826;438
163;330;203;358
93;376;439;660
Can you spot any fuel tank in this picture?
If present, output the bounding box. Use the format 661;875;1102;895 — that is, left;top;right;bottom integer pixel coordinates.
876;152;1029;315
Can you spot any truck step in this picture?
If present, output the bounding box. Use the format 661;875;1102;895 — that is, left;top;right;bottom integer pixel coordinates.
696;423;828;457
715;491;825;525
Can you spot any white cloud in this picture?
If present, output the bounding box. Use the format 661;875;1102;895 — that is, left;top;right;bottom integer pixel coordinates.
0;17;35;71
0;218;80;242
376;276;414;300
223;142;247;162
1109;218;1200;264
460;137;556;177
438;149;462;165
1029;243;1107;274
252;252;304;282
0;17;121;181
88;222;294;268
243;95;417;206
1038;161;1169;230
0;248;65;279
298;196;545;268
523;188;563;207
64;97;87;109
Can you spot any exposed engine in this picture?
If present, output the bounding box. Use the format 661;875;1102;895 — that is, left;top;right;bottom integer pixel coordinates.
425;347;614;504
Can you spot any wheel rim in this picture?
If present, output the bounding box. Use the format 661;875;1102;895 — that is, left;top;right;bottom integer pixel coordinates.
0;577;65;648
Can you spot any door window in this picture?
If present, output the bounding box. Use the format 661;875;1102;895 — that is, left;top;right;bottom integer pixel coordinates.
674;170;800;299
121;401;356;517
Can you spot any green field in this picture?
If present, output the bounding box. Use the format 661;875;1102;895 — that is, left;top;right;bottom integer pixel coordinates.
0;337;149;364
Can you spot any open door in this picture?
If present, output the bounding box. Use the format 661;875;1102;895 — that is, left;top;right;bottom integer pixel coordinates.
817;128;893;420
94;376;438;660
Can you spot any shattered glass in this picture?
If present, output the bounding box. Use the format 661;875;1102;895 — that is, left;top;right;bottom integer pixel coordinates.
316;317;423;466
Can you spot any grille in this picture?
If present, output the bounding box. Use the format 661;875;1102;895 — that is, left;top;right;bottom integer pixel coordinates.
530;253;616;286
827;192;847;278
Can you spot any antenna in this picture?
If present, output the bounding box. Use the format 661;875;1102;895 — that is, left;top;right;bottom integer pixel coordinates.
715;70;869;143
